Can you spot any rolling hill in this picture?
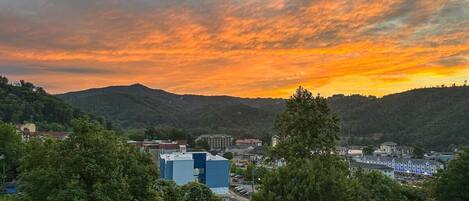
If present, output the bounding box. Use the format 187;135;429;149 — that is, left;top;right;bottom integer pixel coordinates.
58;84;469;150
0;76;103;131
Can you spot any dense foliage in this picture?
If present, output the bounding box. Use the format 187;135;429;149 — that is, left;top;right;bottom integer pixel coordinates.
433;148;469;201
18;118;161;201
154;180;221;201
348;171;410;201
255;87;429;201
329;87;469;150
59;83;469;150
0;76;104;131
270;87;339;162
253;157;351;201
0;123;23;182
57;84;283;137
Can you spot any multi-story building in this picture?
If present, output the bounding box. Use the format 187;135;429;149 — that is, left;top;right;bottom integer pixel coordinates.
379;142;397;155
397;146;414;158
235;139;262;147
354;156;443;176
127;140;186;165
196;134;233;151
350;161;395;179
159;152;230;195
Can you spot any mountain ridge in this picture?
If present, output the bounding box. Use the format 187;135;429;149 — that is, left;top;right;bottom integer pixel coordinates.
58;84;469;150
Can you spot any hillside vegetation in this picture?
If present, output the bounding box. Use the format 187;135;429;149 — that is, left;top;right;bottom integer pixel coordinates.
58;84;469;150
0;76;104;131
330;86;469;150
58;84;284;136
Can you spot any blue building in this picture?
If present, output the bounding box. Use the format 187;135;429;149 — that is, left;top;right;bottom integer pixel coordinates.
160;152;230;195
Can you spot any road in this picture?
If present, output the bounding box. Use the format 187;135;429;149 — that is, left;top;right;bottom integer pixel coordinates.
230;190;250;201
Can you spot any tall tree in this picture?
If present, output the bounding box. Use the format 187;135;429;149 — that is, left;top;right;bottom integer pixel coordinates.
153;180;182;201
180;182;221;201
0;122;24;183
19;118;161;201
412;144;425;159
433;148;469;201
362;146;375;156
348;170;409;201
253;157;350;201
269;86;340;162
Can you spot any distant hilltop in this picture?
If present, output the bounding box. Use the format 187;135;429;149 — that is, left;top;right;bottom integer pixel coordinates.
57;84;469;151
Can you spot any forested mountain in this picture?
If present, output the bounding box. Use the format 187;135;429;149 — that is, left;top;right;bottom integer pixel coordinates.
58;84;469;150
329;87;469;150
58;84;284;136
0;76;103;131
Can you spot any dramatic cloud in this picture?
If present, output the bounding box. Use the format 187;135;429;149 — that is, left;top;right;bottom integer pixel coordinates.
0;0;468;97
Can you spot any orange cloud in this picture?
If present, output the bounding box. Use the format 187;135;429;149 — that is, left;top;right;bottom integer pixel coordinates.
0;0;467;97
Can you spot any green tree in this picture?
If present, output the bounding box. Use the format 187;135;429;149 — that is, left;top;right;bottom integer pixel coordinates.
153;180;182;201
243;163;268;182
181;182;221;201
362;146;375;156
195;140;210;151
253;157;350;201
222;152;233;160
413;144;425;159
18;118;161;201
0;76;7;86
270;87;340;162
348;170;409;201
0;122;24;183
433;148;469;201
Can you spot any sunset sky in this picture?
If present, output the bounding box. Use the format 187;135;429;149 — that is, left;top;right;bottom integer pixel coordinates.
0;0;468;97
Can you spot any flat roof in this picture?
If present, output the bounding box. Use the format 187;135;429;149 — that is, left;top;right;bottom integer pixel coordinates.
160;152;228;161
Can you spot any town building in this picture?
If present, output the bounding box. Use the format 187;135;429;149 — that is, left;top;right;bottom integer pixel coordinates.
127;140;186;165
350;161;395;179
16;123;36;133
348;146;364;157
16;123;69;141
196;134;233;151
425;152;455;163
353;156;444;176
379;142;397;156
396;146;414;158
336;146;364;157
235;139;262;147
160;152;230;195
336;146;348;156
272;135;279;147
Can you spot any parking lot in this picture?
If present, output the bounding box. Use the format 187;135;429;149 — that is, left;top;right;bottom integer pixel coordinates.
230;174;257;199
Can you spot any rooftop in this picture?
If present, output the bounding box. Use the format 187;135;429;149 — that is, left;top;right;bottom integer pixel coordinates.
350;161;394;171
161;152;228;161
198;134;232;138
356;156;443;166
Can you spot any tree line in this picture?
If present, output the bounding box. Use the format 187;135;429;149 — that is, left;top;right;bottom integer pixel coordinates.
252;87;468;201
0;118;221;201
